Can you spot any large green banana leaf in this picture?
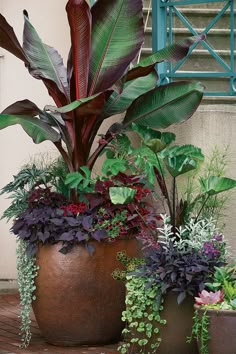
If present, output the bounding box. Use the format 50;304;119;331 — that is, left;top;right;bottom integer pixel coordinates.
0;115;60;144
123;81;204;129
88;0;144;95
99;71;158;119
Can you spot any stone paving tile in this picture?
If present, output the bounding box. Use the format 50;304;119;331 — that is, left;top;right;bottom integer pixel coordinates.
0;294;119;354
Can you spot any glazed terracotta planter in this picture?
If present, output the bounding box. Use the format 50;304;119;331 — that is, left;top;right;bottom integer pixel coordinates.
32;239;140;346
127;292;198;354
195;305;236;354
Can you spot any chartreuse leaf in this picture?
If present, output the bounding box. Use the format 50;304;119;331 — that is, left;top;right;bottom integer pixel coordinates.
100;71;158;119
199;176;236;196
109;187;136;205
123;81;204;129
0;114;60;144
65;168;93;190
88;0;144;95
102;159;128;176
132;123;176;153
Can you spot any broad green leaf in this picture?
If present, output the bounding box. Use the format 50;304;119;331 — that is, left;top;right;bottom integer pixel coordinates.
65;172;83;188
100;71;158;119
102;159;128;176
109;187;136;205
199;176;236;196
123;81;204;129
132;123;176;153
88;0;144;95
127;35;205;81
160;144;204;161
165;155;198;177
23;12;69;98
0;114;60;144
45;93;103;114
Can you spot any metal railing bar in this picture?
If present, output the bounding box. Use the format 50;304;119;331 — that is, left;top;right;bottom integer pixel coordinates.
159;0;227;7
167;72;235;78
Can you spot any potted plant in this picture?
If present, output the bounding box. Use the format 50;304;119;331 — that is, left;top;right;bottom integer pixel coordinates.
0;0;205;348
107;129;236;353
189;265;236;354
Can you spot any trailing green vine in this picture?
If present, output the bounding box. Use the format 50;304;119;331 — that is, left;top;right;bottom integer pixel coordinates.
118;275;166;354
16;239;39;348
187;308;210;354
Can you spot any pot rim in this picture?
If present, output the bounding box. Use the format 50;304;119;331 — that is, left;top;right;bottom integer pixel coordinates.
194;304;236;316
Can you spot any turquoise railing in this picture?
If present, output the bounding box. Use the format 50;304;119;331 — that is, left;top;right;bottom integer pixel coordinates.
152;0;235;96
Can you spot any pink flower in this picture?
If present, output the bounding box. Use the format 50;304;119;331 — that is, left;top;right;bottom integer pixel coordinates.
195;289;224;305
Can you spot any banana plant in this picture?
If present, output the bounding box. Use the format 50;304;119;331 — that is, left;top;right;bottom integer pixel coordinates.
0;0;205;177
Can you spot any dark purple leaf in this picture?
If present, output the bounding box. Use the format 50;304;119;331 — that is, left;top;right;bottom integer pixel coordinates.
92;229;107;241
65;216;80;226
59;231;75;241
50;218;64;226
82;215;93;231
85;242;95;256
75;231;88;241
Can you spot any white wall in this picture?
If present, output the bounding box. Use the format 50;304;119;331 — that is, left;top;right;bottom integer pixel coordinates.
0;0;69;278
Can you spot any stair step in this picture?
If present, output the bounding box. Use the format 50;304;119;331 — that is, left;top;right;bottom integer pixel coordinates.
143;7;234;29
144;27;236;50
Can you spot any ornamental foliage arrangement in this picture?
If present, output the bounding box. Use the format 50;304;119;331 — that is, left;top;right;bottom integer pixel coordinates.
109;128;236;353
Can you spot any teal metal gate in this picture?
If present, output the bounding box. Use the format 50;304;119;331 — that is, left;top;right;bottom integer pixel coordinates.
152;0;235;96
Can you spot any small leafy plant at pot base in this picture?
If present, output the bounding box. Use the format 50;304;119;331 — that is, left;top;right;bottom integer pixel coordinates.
188;265;236;354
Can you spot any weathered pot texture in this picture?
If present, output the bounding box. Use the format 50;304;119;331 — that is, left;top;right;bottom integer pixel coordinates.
157;293;198;354
195;305;236;354
32;239;140;346
128;292;198;354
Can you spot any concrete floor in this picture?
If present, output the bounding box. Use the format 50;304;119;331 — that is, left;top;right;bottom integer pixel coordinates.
0;293;119;354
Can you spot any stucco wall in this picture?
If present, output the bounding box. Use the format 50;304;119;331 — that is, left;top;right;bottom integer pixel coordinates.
0;0;69;278
170;104;236;256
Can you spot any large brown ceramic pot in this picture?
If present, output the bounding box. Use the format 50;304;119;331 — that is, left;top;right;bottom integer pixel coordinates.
195;305;236;354
32;239;140;346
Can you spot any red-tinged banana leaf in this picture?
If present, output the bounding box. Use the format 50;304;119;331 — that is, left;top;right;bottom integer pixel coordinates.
99;70;158;119
23;11;69;105
127;34;206;81
0;114;61;144
88;0;144;95
0;14;29;64
1;99;39;116
1;99;70;142
123;81;204;129
66;0;91;100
